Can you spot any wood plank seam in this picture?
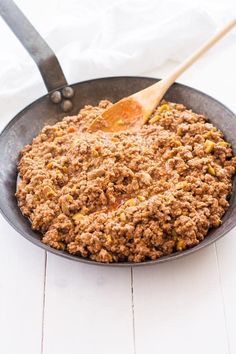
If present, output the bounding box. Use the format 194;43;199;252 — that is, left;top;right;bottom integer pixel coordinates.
131;267;137;354
215;243;231;354
41;251;48;354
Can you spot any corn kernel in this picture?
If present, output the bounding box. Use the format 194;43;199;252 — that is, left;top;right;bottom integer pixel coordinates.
174;140;182;147
137;195;145;202
56;170;63;178
176;181;188;190
92;149;99;157
43;186;56;198
218;141;229;147
203;131;212;139
176;239;185;251
117;119;125;125
208;164;216;176
71;185;77;193
58;242;66;250
125;198;137;206
158;104;169;113
56;129;64;137
66;195;73;202
106;235;113;244
149;115;161;124
62;166;68;173
72;213;84;221
119;212;126;222
215;217;222;227
47;162;54;169
204;140;215;153
172;229;178;240
177;127;183;136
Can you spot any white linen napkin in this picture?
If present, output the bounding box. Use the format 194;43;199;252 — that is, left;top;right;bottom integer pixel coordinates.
0;0;235;126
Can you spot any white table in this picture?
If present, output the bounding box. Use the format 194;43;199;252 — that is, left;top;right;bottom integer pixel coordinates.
1;1;236;354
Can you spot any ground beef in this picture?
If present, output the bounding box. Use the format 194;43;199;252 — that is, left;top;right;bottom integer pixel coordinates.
16;100;236;263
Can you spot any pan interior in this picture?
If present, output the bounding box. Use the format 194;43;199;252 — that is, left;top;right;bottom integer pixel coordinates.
0;76;236;266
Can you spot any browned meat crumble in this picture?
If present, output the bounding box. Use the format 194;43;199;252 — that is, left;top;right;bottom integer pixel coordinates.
16;100;236;263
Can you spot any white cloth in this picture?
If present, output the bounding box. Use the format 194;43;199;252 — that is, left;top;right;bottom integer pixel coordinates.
0;0;235;124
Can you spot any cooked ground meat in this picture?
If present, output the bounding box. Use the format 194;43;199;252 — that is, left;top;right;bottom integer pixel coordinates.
16;100;236;263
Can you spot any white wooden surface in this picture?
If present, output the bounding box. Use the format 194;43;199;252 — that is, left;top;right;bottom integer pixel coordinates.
1;1;236;354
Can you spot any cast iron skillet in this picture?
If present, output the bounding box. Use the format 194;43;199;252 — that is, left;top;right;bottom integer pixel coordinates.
0;0;236;267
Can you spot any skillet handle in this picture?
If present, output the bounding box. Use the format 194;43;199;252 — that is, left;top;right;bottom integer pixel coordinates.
0;0;74;111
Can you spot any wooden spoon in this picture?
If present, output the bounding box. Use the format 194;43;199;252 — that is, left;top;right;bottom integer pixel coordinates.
88;18;236;133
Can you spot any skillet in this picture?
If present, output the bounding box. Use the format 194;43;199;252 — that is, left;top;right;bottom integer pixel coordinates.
0;0;236;267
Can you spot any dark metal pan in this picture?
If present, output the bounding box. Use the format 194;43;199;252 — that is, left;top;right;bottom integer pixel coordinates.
0;0;236;267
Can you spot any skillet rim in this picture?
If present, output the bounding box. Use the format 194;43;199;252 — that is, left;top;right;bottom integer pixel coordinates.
0;75;236;267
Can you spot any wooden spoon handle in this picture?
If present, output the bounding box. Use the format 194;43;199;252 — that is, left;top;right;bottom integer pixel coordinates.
162;18;236;88
132;18;236;122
